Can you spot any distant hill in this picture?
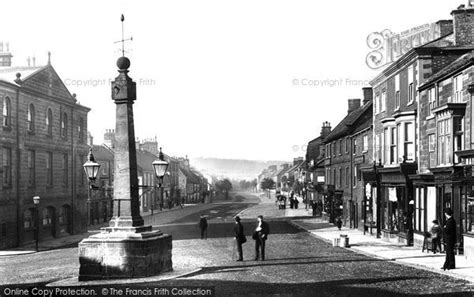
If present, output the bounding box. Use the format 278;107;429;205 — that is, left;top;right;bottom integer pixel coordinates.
190;157;287;181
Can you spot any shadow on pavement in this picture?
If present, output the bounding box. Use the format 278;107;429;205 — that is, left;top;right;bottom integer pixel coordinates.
147;277;471;297
178;256;389;278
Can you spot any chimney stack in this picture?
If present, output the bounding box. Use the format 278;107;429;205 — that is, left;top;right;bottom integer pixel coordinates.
348;99;361;114
32;56;36;67
436;20;454;37
293;157;303;166
362;87;373;105
0;41;13;67
104;129;116;149
451;5;474;46
27;57;31;67
320;121;332;139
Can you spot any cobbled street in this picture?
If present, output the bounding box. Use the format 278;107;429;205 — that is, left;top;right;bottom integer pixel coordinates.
1;193;473;297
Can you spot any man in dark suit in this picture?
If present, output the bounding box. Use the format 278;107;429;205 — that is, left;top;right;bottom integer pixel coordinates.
442;208;456;270
254;215;270;261
233;216;246;261
199;214;208;240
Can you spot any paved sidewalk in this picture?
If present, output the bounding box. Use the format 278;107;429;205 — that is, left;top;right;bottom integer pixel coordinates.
291;218;474;284
0;204;196;257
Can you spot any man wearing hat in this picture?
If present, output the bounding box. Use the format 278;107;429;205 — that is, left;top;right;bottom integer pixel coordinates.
442;208;456;270
233;216;246;261
253;215;270;261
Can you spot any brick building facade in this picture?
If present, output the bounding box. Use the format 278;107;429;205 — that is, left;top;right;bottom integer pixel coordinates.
305;121;331;214
324;89;373;227
365;8;474;246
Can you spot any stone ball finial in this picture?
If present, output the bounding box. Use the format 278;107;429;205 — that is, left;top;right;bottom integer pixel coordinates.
117;56;131;70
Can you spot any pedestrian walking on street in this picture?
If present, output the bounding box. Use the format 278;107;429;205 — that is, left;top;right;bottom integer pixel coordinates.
233;216;246;261
199;214;208;240
336;217;342;230
430;219;442;254
442;208;456;270
289;191;295;209
253;215;269;261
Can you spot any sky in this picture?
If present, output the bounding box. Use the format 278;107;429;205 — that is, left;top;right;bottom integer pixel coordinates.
0;0;464;161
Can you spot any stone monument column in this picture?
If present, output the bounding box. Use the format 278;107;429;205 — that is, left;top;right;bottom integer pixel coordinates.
108;56;144;229
78;56;172;281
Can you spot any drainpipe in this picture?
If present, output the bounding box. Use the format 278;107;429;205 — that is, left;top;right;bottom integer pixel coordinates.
15;80;22;247
70;106;75;234
350;135;354;229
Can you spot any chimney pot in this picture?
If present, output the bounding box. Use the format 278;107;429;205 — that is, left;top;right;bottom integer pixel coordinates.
320;121;332;139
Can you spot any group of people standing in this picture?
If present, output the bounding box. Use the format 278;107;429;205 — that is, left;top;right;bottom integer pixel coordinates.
288;191;299;209
428;208;457;270
234;215;269;261
198;214;270;261
275;191;300;209
200;207;458;269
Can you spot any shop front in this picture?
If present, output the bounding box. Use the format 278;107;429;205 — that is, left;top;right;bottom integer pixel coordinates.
378;163;417;246
322;185;343;223
430;166;472;257
361;165;378;236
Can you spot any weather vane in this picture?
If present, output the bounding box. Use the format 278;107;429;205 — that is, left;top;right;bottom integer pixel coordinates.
114;14;133;56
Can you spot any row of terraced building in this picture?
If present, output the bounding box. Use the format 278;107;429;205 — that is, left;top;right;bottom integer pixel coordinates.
263;4;474;261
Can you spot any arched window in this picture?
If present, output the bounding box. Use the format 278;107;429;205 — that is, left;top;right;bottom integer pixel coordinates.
23;208;35;229
42;207;53;226
61;112;67;138
27;104;35;132
3;97;11;127
78;117;83;142
46;108;53;135
58;205;71;234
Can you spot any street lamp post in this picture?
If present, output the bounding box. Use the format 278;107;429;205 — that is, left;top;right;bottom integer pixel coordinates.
33;196;40;252
152;148;169;212
83;148;101;227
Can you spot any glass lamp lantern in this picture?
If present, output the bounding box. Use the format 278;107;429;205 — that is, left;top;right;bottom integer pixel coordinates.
152;147;169;179
33;196;40;205
83;148;101;181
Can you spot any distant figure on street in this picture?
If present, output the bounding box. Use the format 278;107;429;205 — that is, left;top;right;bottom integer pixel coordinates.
442;208;456;270
336;217;342;230
199;214;208;240
253;215;270;261
289;191;295;209
233;216;246;261
430;219;442;254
